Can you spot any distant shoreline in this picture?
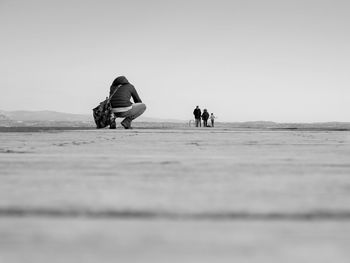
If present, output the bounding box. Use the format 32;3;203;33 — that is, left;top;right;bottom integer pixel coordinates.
0;126;349;133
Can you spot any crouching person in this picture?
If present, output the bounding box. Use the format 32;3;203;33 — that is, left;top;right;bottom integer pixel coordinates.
109;76;146;129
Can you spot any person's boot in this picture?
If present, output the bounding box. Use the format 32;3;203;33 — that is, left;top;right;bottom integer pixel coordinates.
109;115;116;129
110;121;116;129
121;120;132;129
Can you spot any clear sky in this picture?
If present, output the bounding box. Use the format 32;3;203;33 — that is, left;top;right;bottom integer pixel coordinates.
1;0;349;122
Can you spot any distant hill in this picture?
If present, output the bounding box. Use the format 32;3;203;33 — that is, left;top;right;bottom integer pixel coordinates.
0;113;10;121
0;112;13;126
1;110;91;122
0;110;92;127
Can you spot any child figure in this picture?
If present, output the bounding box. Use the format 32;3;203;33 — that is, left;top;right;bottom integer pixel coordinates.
210;113;216;127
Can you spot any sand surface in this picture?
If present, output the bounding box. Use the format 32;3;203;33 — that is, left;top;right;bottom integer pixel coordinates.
0;128;350;262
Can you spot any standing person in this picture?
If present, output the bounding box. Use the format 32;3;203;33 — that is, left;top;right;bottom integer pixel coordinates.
193;106;202;127
109;76;146;129
202;109;209;127
210;113;216;127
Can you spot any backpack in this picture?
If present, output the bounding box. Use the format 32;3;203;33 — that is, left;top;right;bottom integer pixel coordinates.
92;86;120;129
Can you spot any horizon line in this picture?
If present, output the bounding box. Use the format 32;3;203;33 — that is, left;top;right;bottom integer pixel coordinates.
1;109;349;124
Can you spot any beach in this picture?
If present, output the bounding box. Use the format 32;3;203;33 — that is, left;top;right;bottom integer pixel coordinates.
1;127;350;262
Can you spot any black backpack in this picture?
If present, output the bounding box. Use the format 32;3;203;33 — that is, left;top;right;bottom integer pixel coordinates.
92;86;120;129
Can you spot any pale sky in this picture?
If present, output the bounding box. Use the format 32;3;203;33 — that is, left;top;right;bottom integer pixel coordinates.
1;0;349;122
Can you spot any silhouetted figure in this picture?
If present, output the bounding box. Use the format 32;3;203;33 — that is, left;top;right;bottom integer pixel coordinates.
202;109;209;127
210;113;216;127
193;106;202;127
109;76;146;129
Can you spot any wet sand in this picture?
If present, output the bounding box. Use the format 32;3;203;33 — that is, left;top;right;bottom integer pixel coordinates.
0;128;350;262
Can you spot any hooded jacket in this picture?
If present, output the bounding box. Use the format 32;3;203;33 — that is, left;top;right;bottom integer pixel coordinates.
201;110;209;121
109;76;142;108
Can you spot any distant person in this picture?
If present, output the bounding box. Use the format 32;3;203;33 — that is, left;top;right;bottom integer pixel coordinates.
193;106;202;127
202;109;209;127
210;113;216;127
109;76;146;129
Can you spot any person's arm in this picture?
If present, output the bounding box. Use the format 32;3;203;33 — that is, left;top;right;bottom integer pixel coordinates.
131;86;142;103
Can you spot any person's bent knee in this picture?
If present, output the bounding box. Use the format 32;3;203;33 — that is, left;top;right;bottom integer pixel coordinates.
140;103;146;113
132;103;146;119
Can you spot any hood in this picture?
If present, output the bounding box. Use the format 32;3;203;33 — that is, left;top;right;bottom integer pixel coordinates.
111;76;129;86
